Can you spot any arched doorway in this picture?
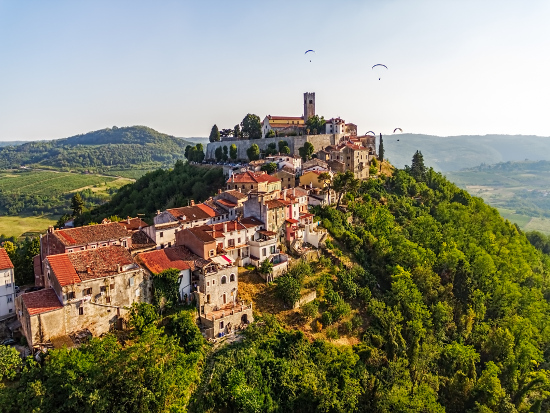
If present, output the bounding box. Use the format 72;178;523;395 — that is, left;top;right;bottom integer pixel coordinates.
241;314;248;324
223;293;227;304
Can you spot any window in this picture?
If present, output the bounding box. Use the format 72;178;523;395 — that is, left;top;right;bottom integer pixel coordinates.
219;321;224;329
100;286;106;293
168;242;172;247
209;249;215;257
309;100;313;104
230;273;235;282
67;291;75;300
212;279;216;285
106;296;111;304
101;243;107;247
123;240;127;247
129;277;134;287
238;238;241;244
159;232;164;238
135;289;140;297
160;244;165;249
7;296;13;303
83;288;92;296
6;283;11;288
207;281;210;286
68;249;73;253
262;248;267;257
206;294;210;303
79;306;84;315
221;276;227;284
8;308;12;313
110;283;115;290
270;245;276;254
80;247;85;251
91;245;96;249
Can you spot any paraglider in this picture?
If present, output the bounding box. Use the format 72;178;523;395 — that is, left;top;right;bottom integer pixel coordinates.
365;131;376;136
372;63;388;80
305;50;315;62
393;128;403;133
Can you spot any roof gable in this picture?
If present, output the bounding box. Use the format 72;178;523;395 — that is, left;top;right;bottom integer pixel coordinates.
53;222;130;246
21;288;63;316
0;248;14;270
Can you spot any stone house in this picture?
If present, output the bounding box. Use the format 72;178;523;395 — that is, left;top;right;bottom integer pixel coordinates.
265;154;302;173
302;158;329;172
151;201;228;249
226;171;282;194
262;115;306;138
194;258;253;339
276;169;296;189
243;192;287;237
214;189;248;220
17;245;150;349
36;222;133;286
138;246;203;303
0;248;15;319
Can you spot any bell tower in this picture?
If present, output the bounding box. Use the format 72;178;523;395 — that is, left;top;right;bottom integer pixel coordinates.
303;92;315;120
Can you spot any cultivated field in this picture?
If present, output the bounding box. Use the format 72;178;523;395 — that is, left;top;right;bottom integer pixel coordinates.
0;215;58;239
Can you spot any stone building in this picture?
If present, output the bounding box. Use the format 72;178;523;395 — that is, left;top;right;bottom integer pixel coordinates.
151;202;228;249
36;222;133;287
0;248;15;319
17;245;150;349
226;171;281;194
261;116;305;138
243;192;287;237
194;258;253;339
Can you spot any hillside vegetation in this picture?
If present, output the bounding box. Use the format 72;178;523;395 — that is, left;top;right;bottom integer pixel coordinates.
77;161;225;225
3;160;550;412
0;125;193;175
385;134;550;171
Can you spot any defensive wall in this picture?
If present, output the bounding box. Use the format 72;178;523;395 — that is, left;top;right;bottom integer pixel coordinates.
205;134;343;161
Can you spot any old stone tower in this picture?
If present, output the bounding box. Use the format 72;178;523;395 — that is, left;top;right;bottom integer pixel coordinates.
303;92;315;120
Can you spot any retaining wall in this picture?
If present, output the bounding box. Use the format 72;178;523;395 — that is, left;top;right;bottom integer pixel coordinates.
205;134;341;161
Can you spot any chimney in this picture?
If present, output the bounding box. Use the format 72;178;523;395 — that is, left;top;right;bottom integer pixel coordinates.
223;222;227;233
218;189;222;194
48;226;54;234
190;199;195;206
86;265;92;275
283;189;287;200
127;216;130;224
117;264;121;273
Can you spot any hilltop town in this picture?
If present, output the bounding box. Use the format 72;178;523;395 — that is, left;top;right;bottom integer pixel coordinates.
0;92;383;351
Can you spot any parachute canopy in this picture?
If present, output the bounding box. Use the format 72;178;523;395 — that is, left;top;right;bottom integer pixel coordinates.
365;131;376;136
393;128;403;133
372;64;387;80
305;50;315;54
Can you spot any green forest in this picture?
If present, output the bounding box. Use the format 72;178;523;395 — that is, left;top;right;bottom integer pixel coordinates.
76;161;225;225
0;126;194;174
3;158;550;412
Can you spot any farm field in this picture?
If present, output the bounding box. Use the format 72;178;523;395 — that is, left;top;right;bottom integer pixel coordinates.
0;170;133;233
0;170;117;196
0;215;58;239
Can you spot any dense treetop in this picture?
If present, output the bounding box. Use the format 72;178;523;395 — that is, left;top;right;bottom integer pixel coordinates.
0;125;195;172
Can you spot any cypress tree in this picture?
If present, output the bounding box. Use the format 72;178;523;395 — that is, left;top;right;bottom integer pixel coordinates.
378;133;384;162
209;124;220;142
410;150;426;181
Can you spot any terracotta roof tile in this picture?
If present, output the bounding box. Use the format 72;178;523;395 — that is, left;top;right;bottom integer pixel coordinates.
0;248;14;270
21;288;63;316
227;171;280;185
240;217;264;227
267;116;304;121
49;246;136;286
53;223;130;246
48;255;81;286
138;246;200;273
224;190;248;200
130;231;156;250
265;199;286;209
118;217;149;231
167;204;218;221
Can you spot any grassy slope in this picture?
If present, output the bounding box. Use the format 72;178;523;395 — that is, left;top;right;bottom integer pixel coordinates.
0;215;58;239
385;133;550;171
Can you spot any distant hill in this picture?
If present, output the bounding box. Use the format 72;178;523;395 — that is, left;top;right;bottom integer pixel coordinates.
178;137;208;146
0;126;197;174
384;133;550;172
0;141;31;147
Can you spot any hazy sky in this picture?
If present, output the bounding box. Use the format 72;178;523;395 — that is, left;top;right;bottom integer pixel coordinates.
1;0;550;140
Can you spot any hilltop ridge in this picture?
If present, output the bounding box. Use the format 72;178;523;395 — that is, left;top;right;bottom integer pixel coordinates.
0;125;194;174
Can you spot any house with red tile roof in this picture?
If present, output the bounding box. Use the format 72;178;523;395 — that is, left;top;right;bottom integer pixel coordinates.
152;200;230;250
261;115;306;138
137;246;204;302
226;171;281;194
16;245;150;350
0;248;15;319
37;222;133;287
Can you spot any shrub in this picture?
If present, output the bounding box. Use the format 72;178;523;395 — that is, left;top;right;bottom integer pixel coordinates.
321;311;333;326
301;300;319;319
326;327;339;340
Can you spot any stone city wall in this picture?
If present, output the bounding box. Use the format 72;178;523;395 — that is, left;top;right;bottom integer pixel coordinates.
205;134;341;161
